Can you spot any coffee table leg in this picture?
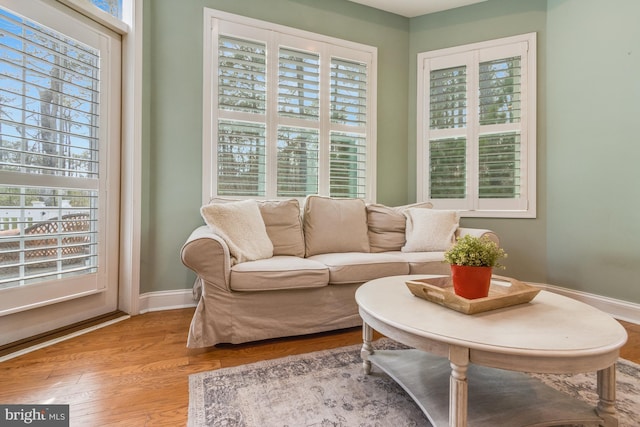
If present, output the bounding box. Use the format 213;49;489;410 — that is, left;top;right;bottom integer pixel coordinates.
596;364;618;427
361;322;373;374
449;346;469;427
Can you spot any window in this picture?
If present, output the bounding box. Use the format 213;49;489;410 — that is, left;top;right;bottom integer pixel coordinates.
0;0;121;315
203;9;377;202
417;33;536;218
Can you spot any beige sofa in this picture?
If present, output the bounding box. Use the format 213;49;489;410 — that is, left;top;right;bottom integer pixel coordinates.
180;196;499;348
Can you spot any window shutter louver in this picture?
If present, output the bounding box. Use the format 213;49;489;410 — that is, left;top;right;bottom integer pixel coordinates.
278;48;319;121
329;132;367;198
329;58;368;198
0;7;100;287
479;56;521;125
430;66;467;129
330;58;367;127
218;35;266;115
479;132;521;198
217;120;266;196
429;137;466;199
277;127;318;197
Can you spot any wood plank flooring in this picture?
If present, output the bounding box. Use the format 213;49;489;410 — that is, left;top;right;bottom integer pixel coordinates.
0;308;638;427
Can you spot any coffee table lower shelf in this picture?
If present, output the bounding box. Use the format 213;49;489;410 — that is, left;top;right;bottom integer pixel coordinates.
368;349;603;427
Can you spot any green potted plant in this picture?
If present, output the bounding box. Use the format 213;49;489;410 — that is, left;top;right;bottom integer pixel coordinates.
443;235;507;299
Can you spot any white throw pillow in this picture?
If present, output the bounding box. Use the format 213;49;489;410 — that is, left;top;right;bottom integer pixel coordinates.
402;208;459;252
201;199;274;264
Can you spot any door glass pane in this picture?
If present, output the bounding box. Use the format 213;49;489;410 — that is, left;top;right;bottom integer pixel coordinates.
0;6;100;289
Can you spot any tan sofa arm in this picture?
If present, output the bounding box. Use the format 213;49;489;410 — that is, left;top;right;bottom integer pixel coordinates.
456;227;500;246
180;225;232;292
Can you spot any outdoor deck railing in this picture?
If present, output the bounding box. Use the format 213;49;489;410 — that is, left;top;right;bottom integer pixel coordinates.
0;204;90;231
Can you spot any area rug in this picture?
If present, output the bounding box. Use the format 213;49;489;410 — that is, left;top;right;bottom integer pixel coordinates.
188;339;640;426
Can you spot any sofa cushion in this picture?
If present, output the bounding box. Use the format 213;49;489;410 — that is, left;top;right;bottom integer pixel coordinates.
230;256;329;292
307;252;409;285
366;202;433;253
258;199;305;257
303;196;370;256
201;199;273;264
402;208;459;252
389;251;451;275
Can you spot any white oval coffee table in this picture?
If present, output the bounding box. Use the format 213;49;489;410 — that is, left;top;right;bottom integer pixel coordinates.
355;275;628;427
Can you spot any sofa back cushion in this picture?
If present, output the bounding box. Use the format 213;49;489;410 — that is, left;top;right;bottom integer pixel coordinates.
258;199;305;257
303;196;370;256
366;202;433;252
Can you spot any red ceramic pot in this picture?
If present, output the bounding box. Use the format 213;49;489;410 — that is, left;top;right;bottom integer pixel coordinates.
450;265;492;299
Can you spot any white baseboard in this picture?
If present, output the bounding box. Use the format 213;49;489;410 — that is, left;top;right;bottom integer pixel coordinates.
536;283;640;325
138;289;197;313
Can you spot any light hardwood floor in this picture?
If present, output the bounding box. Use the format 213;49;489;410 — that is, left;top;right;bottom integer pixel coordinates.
1;308;638;426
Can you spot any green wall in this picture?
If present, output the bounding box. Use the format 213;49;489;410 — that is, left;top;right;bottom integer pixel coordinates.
545;0;640;302
142;0;640;304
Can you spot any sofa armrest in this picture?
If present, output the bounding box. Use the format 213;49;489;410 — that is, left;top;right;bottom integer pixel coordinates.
456;227;500;246
180;225;232;292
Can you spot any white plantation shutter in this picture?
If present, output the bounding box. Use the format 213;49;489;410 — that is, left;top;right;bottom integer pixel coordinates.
417;33;536;217
204;10;377;202
276;48;320;197
0;6;100;288
428;65;468;200
216;35;267;196
478;56;522;199
329;58;368;198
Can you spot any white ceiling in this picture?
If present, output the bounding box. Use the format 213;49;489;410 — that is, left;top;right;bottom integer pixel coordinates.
346;0;487;18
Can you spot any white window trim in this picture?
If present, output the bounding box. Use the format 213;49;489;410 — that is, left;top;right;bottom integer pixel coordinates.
417;33;537;218
203;8;377;204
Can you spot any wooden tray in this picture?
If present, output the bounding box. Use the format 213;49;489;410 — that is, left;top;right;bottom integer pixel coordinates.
405;275;541;315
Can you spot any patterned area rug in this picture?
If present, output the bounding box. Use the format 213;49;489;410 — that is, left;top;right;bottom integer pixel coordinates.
188;339;640;427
